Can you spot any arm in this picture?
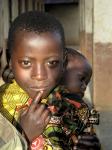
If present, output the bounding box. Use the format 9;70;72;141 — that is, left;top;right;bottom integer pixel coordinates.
73;108;101;150
73;132;101;150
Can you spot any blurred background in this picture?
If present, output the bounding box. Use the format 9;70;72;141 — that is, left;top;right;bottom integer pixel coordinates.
0;0;112;149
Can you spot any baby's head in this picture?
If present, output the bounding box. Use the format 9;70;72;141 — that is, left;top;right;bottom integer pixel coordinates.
4;11;66;99
62;48;92;98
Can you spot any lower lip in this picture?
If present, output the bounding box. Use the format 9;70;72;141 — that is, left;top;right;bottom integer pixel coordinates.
29;87;48;92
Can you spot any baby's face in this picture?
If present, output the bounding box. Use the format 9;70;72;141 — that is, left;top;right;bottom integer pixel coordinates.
11;31;64;99
64;58;92;98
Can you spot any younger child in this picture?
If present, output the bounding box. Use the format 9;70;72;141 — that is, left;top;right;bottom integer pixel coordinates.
62;48;92;98
60;48;100;149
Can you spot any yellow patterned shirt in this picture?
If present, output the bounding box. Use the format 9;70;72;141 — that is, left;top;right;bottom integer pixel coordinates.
0;80;29;124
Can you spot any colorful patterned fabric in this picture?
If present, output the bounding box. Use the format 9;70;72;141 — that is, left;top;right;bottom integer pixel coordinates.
40;88;90;150
0;80;29;125
0;80;90;150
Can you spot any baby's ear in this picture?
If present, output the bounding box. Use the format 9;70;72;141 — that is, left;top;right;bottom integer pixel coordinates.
63;59;67;70
63;47;69;67
9;60;12;69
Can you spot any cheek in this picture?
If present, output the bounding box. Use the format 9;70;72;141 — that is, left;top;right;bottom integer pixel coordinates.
65;77;81;90
12;65;30;83
73;80;81;88
67;81;81;94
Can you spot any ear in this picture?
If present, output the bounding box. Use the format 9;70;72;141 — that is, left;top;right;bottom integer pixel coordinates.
63;55;68;72
9;60;12;69
63;47;68;69
62;60;67;75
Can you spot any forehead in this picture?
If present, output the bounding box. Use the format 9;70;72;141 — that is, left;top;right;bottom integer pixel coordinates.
14;30;62;45
12;31;63;56
67;57;92;75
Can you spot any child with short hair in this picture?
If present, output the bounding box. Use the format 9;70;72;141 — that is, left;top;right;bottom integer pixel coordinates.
62;47;92;98
60;48;100;149
0;11;100;150
0;11;66;149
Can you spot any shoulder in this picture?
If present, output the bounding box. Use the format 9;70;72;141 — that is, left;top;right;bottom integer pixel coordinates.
0;80;28;99
0;113;27;150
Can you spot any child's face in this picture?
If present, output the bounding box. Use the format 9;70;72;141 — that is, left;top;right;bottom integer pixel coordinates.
64;57;92;98
11;31;64;99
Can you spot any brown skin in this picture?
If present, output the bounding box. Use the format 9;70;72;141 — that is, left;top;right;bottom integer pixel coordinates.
63;55;92;98
73;133;101;150
10;31;64;142
11;31;64;99
20;91;51;142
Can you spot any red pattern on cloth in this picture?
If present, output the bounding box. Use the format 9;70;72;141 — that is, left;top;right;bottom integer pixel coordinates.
66;98;81;108
30;135;45;150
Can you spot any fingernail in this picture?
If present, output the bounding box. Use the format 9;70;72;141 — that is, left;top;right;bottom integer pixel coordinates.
40;90;43;93
78;135;81;140
75;139;78;144
73;146;77;150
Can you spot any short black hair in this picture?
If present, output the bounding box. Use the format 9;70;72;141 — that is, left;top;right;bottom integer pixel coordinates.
3;11;65;83
66;47;86;60
66;47;92;76
8;11;65;56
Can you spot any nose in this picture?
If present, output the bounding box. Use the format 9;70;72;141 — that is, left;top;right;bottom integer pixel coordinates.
31;63;47;81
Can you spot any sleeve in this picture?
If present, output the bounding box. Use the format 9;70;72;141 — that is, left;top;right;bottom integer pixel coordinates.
0;113;28;150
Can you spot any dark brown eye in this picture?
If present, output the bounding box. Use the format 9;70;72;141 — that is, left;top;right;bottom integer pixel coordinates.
47;60;60;68
20;60;31;68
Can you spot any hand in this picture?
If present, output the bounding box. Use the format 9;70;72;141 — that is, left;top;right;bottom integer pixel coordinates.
19;91;51;143
73;132;101;150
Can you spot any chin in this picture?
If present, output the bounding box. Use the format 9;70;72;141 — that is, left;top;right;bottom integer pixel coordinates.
32;91;50;100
